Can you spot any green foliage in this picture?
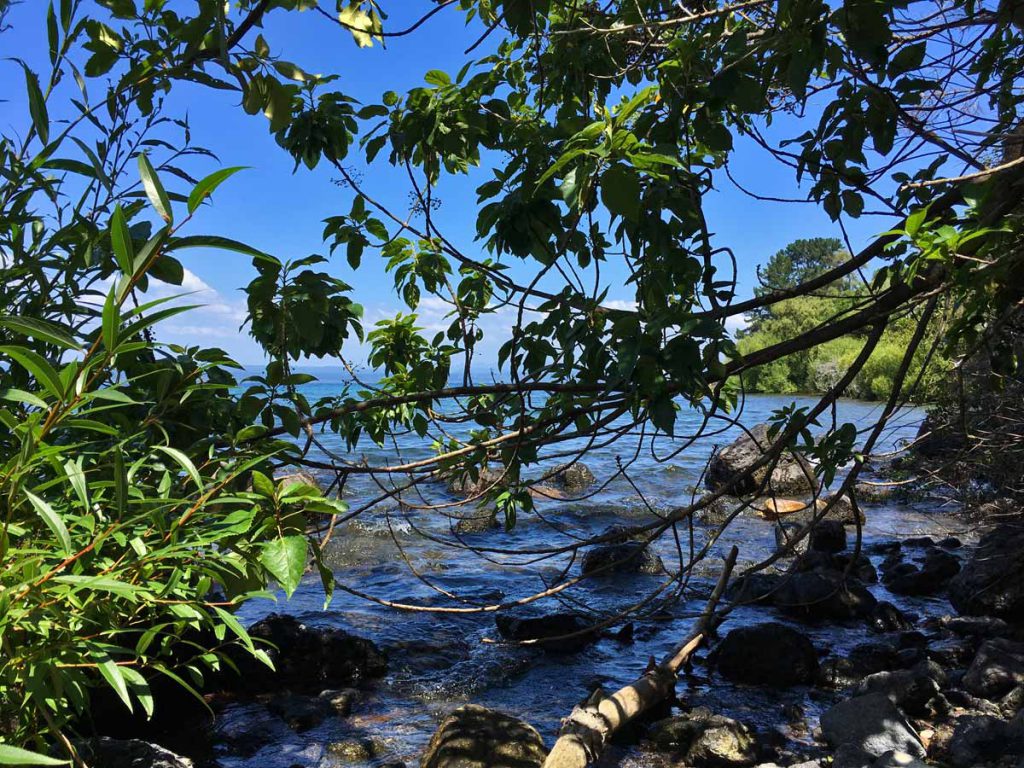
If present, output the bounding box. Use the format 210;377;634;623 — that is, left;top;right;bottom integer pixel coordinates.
2;0;1022;759
738;241;950;400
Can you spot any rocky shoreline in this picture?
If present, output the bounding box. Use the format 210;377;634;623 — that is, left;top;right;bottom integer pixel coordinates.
80;423;1024;768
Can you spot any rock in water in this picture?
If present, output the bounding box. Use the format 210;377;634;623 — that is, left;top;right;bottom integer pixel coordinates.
706;424;815;496
646;708;758;767
755;498;812;520
73;738;192;768
274;470;322;492
949;522;1024;620
711;622;820;687
581;540;664;576
809;520;847;554
495;607;596;652
773;571;877;621
420;704;547;768
550;462;596;492
819;692;925;758
227;613;387;693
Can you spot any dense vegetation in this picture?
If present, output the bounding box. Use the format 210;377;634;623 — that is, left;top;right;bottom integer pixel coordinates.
737;238;949;400
0;0;1021;764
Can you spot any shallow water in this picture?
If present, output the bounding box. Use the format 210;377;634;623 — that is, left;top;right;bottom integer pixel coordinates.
218;388;969;768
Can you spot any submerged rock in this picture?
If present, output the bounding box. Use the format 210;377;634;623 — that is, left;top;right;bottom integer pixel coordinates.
706;424;815;496
420;704;547;768
265;693;334;731
227;613;387;693
494;607;596;652
452;509;499;534
949;521;1024;620
581;540;663;576
711;622;820;687
819;692;925;758
646;707;758;767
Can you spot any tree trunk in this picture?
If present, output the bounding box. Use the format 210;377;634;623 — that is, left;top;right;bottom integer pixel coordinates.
541;546;739;768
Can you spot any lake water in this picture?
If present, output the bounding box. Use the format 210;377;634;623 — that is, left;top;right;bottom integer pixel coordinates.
217;386;968;768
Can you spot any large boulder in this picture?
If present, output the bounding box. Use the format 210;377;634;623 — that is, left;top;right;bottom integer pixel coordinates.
963;638;1024;700
819;692;925;759
227;614;387;693
581;540;663;576
853;663;943;716
494;607;596;652
646;708;758;767
706;424;815;496
941;714;1020;767
711;622;820;687
420;704;547;768
949;522;1024;620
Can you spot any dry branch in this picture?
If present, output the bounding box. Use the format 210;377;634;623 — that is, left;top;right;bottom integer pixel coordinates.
541;545;740;768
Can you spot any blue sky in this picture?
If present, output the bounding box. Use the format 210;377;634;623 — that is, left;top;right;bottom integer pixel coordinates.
2;2;893;366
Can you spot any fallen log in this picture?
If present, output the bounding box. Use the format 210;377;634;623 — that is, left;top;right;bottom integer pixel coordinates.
541;545;739;768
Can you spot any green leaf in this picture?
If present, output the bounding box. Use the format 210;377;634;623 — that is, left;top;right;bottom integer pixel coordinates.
25;490;72;555
96;654;133;712
261;535;307;598
649;395;677;436
424;69;451;87
138;153;173;224
119;665;154;719
251;470;275;498
54;575;142;598
110;204;134;273
155;445;203;490
64;458;89;510
0;388;48;409
0;745;69;766
339;4;378;47
0;345;64;400
0;315;80;350
187;167;247;214
102;286;119;352
168;235;276;266
601;164;642;221
22;63;49;145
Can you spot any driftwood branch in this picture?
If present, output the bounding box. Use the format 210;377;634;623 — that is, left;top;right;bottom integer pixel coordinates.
541;545;740;768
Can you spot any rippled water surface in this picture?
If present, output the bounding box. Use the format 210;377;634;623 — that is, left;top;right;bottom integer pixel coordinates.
219;381;968;768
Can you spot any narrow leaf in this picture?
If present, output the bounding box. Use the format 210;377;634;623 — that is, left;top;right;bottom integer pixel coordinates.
22;64;49;145
0;345;64;399
187;167;246;214
0;744;69;765
25;490;72;555
138;153;173;224
110;204;134;273
0;315;80;350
